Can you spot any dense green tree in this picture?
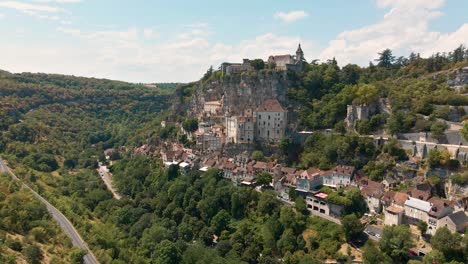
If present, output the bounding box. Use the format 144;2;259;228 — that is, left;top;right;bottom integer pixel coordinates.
153;240;182;264
428;148;442;168
182;118;198;133
251;59;265;70
252;150;265;161
277;228;297;255
69;248;87;264
341;214;364;241
379;225;414;263
430;121;448;141
362;241;391;264
23;245;42;264
430;227;464;262
256;172;272;186
416;220;428;236
211;210;231;235
376;49;395;68
382;138;408;161
258;191;280;216
461;123;468;141
422;249;445;264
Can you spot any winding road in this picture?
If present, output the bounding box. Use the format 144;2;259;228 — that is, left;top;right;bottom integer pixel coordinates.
0;157;99;264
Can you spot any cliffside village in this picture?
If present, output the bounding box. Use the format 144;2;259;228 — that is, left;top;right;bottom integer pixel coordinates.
116;48;468;244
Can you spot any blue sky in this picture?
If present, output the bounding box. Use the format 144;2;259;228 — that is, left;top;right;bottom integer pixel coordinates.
0;0;467;82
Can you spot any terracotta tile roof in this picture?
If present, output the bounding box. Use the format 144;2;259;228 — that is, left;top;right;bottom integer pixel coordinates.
320;170;334;176
386;204;404;214
256;99;287;112
284;171;301;187
253;161;267;169
382;191;396;203
269;55;293;61
253;161;276;170
281;167;296;174
359;179;384;198
300;168;322;179
222;162;236;170
408;188;430;201
393;192;410;206
333;165;355;177
204;159;216;167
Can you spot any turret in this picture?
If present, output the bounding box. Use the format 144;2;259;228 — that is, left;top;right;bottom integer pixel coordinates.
296;43;304;62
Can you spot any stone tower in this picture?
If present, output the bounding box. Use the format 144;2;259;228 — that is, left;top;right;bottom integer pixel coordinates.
296;43;304;62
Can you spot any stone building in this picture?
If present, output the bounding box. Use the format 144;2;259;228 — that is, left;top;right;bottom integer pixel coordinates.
404;197;431;225
322;165;355;189
267;44;305;72
221;44;305;76
225;115;255;144
221;59;254;76
203;100;222;116
196;132;222;152
254;99;288;143
439;211;468;234
345;104;371;129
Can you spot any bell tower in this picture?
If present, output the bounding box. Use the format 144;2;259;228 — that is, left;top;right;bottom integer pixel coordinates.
296;43;304;62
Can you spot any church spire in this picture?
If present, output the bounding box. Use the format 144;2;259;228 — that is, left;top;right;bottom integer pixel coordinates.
296;43;304;62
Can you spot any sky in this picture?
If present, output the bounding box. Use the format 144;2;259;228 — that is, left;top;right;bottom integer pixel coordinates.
0;0;467;83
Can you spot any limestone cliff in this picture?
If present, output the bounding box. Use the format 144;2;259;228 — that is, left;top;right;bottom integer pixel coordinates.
189;70;294;117
447;66;468;88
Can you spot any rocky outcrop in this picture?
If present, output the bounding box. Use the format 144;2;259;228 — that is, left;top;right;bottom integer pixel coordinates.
447;66;468;91
190;70;293;117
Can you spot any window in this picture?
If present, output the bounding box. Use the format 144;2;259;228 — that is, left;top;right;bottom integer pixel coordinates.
268;115;270;120
277;130;279;134
259;115;261;119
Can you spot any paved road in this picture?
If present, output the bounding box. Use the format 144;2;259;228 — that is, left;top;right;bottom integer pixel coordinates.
98;164;122;200
0;157;99;264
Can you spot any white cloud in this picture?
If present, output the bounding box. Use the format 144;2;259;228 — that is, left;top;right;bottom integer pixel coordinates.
177;28;210;39
143;28;155;38
1;26;311;83
319;0;467;65
274;10;308;23
0;1;61;13
32;0;81;3
186;22;208;28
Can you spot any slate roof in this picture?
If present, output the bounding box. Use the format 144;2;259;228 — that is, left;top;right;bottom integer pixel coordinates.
405;197;432;212
445;211;468;227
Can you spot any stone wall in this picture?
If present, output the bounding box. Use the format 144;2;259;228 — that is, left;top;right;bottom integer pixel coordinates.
345;104;378;129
